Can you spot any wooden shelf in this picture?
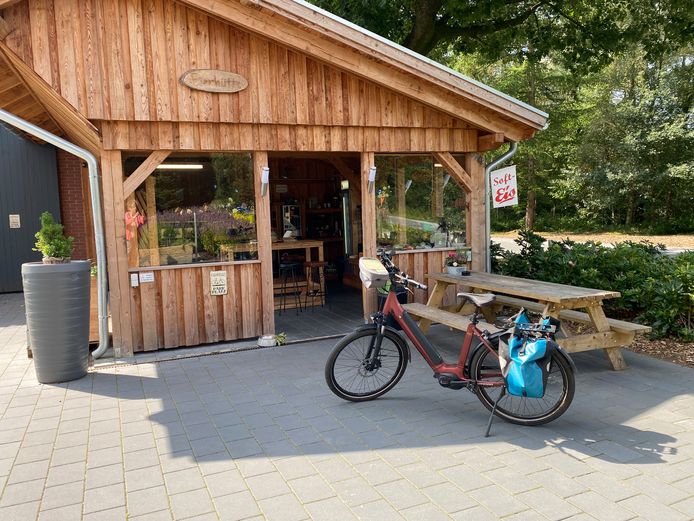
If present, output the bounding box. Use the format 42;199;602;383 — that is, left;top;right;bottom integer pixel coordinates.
306;207;342;214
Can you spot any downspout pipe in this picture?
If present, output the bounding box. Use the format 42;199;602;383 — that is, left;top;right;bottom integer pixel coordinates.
484;142;518;273
0;108;110;358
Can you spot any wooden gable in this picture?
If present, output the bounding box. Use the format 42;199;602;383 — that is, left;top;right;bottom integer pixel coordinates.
1;1;473;129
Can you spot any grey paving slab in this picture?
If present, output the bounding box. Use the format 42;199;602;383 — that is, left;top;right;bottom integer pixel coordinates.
2;292;694;520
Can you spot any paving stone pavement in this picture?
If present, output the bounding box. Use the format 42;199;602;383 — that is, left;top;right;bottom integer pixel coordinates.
1;292;694;520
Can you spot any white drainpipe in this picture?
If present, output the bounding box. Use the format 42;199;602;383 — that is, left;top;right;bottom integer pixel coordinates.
0;108;110;358
484;142;518;273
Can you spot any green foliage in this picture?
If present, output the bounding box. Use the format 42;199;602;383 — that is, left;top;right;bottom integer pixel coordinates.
33;212;74;260
495;230;694;339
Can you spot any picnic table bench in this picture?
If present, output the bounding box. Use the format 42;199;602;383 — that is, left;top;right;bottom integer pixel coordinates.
404;272;651;371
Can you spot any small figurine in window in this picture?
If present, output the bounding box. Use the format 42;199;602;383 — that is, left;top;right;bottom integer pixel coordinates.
124;199;145;242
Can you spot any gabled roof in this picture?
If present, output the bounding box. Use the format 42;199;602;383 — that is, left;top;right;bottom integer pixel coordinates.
181;0;547;142
0;41;101;155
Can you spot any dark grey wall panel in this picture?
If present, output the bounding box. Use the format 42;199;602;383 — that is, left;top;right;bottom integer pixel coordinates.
0;124;60;293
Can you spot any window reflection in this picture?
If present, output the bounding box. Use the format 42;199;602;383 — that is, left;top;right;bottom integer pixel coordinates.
123;153;258;267
375;155;467;250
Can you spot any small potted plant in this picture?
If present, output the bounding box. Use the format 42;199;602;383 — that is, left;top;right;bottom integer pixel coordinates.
445;249;470;276
22;212;91;383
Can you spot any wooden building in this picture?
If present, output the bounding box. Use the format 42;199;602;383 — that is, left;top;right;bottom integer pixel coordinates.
0;0;547;357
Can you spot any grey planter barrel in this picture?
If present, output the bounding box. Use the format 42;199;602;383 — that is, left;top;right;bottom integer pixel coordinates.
22;261;90;383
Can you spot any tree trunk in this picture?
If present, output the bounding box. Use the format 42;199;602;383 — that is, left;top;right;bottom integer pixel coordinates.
625;192;636;226
525;181;537;230
524;56;538;230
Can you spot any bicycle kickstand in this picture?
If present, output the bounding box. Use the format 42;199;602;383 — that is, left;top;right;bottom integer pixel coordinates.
484;386;507;438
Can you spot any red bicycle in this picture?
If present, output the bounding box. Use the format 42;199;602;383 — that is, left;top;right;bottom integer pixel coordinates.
325;251;575;429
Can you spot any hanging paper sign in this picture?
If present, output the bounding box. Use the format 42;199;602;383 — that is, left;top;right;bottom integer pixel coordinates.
210;271;228;296
491;165;518;208
139;272;155;283
9;214;20;228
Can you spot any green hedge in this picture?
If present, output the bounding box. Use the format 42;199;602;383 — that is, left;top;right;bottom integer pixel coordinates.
493;230;694;340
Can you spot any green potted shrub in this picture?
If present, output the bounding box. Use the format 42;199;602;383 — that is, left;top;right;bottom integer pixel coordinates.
22;212;91;383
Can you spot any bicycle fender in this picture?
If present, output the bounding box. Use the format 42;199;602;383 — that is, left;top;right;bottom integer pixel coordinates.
554;344;577;374
354;323;411;362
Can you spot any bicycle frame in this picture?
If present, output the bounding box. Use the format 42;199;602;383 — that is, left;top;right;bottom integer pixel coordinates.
375;285;503;387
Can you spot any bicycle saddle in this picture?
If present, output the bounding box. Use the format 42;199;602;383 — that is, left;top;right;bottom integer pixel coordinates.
457;292;496;307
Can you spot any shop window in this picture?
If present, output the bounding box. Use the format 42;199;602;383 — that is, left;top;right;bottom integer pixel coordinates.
123;153;257;267
375;155;467;251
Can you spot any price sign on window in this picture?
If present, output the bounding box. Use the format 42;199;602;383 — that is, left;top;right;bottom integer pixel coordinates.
490;165;518;208
210;271;228;296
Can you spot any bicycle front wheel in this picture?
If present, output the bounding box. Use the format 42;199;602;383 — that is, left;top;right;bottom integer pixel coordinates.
471;346;575;426
325;329;408;402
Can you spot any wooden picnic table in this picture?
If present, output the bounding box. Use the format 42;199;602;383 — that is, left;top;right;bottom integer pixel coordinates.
417;272;650;371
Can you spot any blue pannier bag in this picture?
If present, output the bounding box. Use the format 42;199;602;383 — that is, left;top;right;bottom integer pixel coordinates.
499;314;556;398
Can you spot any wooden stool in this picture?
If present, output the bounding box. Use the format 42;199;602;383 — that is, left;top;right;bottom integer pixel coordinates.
304;261;328;311
277;262;303;315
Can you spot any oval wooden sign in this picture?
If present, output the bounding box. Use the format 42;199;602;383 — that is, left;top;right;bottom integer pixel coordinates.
180;69;248;93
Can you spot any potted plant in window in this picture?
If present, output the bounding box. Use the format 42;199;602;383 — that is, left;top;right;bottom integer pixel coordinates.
444;249;470;276
22;212;90;383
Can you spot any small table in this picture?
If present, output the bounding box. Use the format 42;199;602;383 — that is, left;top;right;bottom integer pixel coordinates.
221;239;324;262
423;272;632;370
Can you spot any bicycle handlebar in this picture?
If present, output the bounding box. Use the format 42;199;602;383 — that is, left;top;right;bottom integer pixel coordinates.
395;273;428;291
377;249;428;291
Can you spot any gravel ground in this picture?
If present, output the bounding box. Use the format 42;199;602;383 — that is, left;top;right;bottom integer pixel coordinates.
495;231;694;249
627;336;694;369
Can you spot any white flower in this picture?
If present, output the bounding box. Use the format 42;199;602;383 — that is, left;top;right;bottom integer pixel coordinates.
452;262;458;267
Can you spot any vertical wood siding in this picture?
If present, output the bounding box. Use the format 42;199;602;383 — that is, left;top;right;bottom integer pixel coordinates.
392;250;460;307
3;0;472;130
129;263;263;352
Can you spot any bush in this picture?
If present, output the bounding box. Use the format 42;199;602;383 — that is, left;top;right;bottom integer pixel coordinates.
495;230;694;340
33;212;74;261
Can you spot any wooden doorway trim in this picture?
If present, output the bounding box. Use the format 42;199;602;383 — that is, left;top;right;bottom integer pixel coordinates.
254;151;275;335
361;152;377;320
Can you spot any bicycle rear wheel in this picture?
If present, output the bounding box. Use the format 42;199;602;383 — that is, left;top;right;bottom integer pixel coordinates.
325;329;408;402
471;346;575;426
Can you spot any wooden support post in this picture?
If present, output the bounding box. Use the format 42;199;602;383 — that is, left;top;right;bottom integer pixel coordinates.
432;167;444;219
101;150;134;357
465;153;486;272
254;151;275;335
145;177;160;266
587;303;627;370
395;165;407;245
361;152;377;320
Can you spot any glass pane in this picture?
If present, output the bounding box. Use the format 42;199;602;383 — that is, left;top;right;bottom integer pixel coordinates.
124;153;257;267
375;154;466;250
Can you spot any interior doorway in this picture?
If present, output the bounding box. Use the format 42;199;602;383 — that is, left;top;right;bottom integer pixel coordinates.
268;154;364;341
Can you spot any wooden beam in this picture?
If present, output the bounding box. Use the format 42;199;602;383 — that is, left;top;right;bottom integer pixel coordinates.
0;42;101;155
0;16;11;41
361;152;377;320
122;150;170;199
328;155;358;185
0;1;22;10
433;152;472;194
254;151;275;335
465;153;486;272
478;133;505;152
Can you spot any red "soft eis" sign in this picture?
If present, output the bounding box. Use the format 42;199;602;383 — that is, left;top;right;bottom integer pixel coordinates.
490;165;518;208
